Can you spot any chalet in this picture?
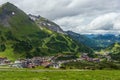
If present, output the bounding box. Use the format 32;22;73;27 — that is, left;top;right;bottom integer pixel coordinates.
41;61;51;67
51;63;61;68
12;60;23;68
27;63;35;68
0;57;11;65
0;57;7;63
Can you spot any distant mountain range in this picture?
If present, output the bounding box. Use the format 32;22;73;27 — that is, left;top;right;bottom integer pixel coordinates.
66;31;98;48
0;2;93;60
67;31;120;50
86;34;120;48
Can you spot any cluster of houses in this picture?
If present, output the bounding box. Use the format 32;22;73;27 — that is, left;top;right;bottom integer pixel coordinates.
11;56;61;68
0;53;112;68
78;53;112;62
80;53;100;62
0;56;61;68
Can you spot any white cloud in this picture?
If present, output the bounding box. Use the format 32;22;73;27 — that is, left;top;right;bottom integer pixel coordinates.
88;13;119;30
114;16;120;29
79;13;120;34
54;15;85;31
54;12;120;34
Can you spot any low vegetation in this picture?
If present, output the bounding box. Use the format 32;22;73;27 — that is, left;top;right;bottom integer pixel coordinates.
62;61;120;70
106;42;120;61
0;70;120;80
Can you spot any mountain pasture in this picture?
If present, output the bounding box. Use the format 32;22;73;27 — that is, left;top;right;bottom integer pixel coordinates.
0;69;119;80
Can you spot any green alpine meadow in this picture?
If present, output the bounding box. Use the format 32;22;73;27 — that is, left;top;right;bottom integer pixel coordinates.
0;70;120;80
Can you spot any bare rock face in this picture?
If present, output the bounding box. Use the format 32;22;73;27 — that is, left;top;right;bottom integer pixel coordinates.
0;2;20;27
29;14;65;34
0;3;11;27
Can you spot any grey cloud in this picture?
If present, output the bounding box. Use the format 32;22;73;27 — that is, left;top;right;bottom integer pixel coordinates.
1;0;120;20
97;24;114;30
0;0;120;34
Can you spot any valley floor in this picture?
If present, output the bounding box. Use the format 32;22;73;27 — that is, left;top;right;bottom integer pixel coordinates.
0;69;119;80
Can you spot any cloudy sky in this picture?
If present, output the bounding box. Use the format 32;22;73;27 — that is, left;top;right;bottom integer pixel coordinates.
0;0;120;34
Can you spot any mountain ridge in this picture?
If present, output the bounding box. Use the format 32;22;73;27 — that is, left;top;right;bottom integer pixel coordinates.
0;2;93;60
66;31;99;49
29;14;65;34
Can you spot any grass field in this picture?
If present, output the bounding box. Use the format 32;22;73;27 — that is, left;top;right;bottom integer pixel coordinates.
0;69;120;80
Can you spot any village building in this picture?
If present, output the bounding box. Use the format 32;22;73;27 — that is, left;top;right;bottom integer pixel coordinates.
12;60;23;68
0;57;11;65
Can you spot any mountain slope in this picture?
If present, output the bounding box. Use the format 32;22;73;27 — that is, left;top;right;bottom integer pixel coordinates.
66;31;98;49
106;42;120;61
0;2;93;60
0;2;40;36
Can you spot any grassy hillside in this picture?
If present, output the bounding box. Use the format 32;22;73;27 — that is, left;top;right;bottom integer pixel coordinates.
67;31;98;49
106;42;120;61
0;2;93;60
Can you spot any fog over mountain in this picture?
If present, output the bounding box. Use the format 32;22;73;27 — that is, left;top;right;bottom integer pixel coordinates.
0;0;120;34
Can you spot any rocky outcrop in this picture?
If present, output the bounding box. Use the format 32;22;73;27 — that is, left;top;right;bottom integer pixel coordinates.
29;14;65;34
